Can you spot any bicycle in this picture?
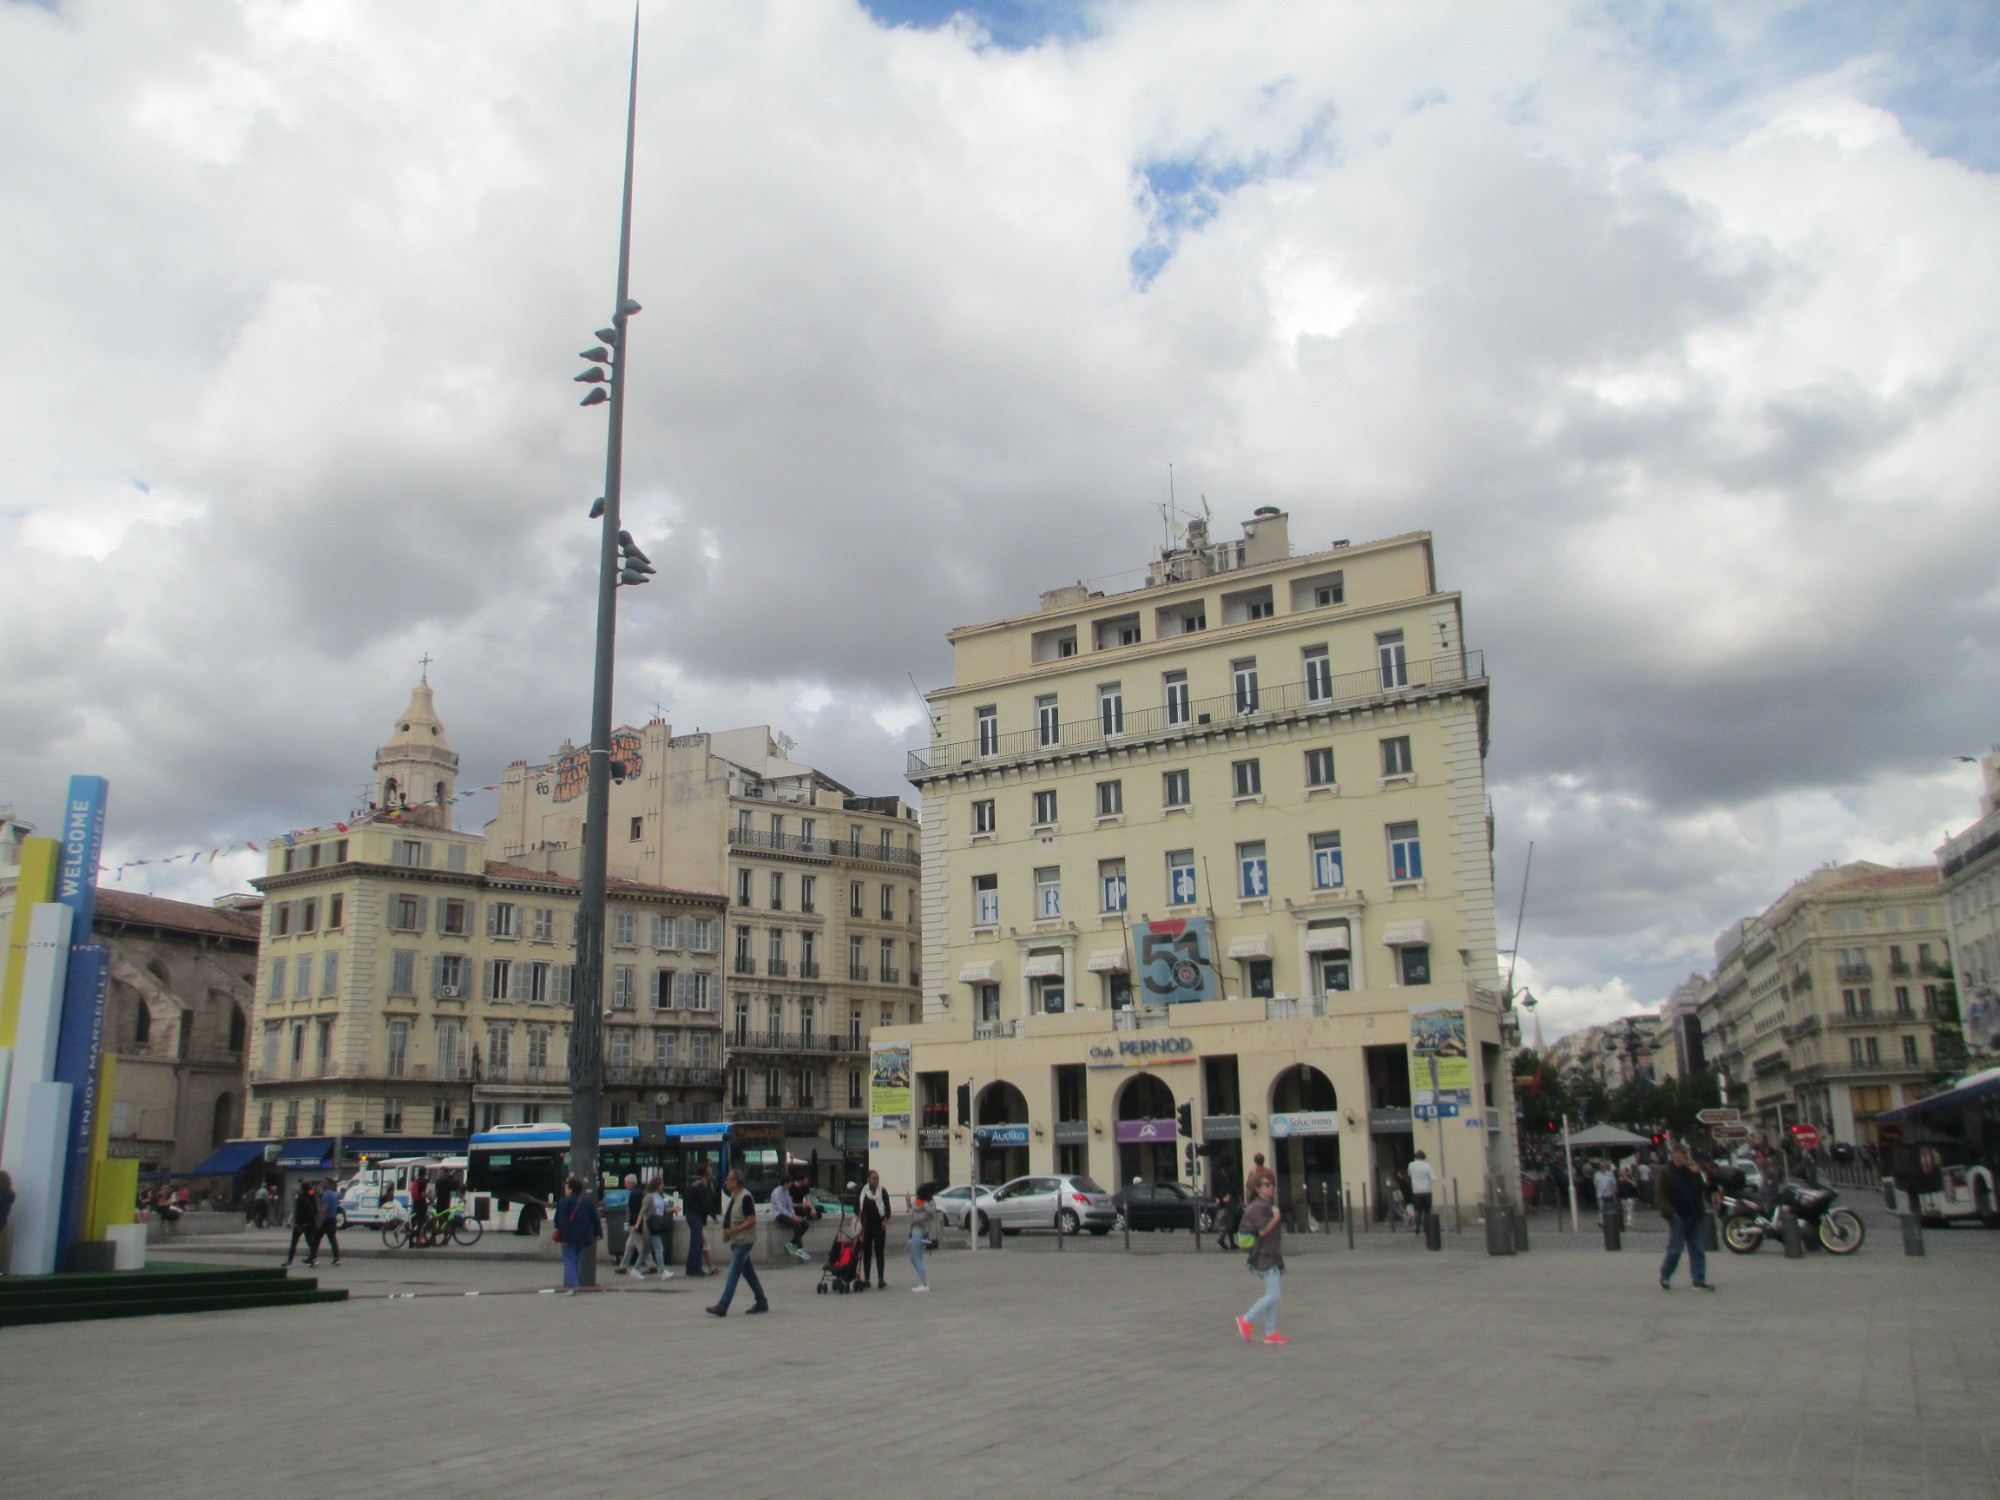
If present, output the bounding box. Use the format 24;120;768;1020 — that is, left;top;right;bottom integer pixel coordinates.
379;1202;484;1249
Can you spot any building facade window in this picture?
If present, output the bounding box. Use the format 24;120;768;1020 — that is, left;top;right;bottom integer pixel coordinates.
1033;789;1058;826
1303;646;1332;702
386;1020;409;1077
973;799;996;835
1398;945;1432;986
1388;822;1423;882
1164;671;1190;725
1036;694;1060;747
1381;736;1413;777
1238;841;1268;899
1377;629;1407;689
1100;684;1124;736
1232;759;1262;798
1163;769;1190;808
1096;780;1123;817
1168;850;1197;906
1100;859;1128;913
976;706;998;756
1232;659;1259;715
974;874;999;927
1311;832;1343;890
1036;867;1062;920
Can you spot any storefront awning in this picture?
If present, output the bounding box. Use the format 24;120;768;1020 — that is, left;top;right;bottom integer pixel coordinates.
1303;922;1351;954
1021;952;1065;979
1086;949;1128;973
1382;919;1431;947
275;1137;334;1169
1227;934;1272;960
188;1140;272;1176
957;960;1000;984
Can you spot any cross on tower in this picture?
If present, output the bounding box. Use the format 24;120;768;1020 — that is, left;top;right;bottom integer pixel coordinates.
418;651;435;683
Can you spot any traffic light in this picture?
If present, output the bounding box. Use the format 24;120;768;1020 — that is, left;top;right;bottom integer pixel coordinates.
1176;1102;1193;1138
955;1081;971;1126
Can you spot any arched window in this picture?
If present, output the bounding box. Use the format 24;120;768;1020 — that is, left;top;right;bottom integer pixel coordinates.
211;1092;235;1150
383;777;400;807
133;998;152;1046
435;781;447;805
228;1004;247;1052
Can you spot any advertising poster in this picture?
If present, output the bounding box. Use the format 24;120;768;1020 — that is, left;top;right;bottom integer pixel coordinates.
1409;1001;1472;1118
1129;917;1218;1004
869;1042;911;1128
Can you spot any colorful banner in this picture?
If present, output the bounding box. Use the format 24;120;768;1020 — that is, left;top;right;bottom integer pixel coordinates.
869;1042;911;1128
1113;1117;1178;1144
1409;1001;1472;1119
1130;917;1218;1004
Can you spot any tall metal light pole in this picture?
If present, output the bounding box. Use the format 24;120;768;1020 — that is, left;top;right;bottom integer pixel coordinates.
567;8;649;1286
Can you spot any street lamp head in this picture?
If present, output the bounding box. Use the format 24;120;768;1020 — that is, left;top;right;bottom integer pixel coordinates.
622;298;642;315
579;387;610;407
595;326;619;344
579;347;611;364
573;368;609;384
588;498;606;519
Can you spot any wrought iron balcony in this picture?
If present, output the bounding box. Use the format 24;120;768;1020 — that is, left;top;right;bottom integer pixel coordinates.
908;649;1485;778
880;965;901;985
725;826;920;868
849;964;869;982
799;960;821;979
722;1031;861;1055
1836;963;1873;982
733;956;756;975
767;958;789;977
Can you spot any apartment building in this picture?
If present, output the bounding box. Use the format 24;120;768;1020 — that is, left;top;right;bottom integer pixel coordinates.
245;683;727;1165
485;723;921;1176
1705;862;1954;1145
1938;745;2000;1058
875;508;1515;1218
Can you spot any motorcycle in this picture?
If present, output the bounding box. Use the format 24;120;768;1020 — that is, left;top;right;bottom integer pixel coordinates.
1720;1179;1864;1255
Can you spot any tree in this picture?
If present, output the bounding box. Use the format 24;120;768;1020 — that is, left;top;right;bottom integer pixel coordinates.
1928;964;1968;1088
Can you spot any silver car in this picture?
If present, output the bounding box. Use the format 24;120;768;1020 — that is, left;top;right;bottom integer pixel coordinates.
988;1174;1117;1235
932;1184;1000;1234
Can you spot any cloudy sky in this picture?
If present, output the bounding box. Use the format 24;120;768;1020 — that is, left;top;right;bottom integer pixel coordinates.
4;0;1996;1038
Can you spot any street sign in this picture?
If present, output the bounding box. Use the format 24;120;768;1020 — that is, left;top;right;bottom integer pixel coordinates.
1710;1124;1751;1141
1696;1108;1741;1125
1791;1123;1822;1150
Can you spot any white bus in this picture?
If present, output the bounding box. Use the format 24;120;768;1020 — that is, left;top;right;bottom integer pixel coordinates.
338;1154;466;1227
1879;1066;2000;1226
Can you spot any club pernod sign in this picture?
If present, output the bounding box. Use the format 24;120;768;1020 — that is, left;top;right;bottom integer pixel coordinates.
1087;1035;1197;1070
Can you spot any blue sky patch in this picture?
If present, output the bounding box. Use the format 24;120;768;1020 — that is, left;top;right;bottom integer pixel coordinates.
861;0;1096;51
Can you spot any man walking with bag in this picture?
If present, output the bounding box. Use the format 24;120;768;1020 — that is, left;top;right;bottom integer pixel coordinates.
705;1169;769;1317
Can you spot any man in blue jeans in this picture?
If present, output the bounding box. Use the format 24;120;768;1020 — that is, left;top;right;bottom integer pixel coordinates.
1655;1145;1716;1292
683;1162;715;1277
705;1169;769;1317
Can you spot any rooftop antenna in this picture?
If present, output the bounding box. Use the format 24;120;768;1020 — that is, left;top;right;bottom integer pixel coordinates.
908;671;943;737
1504;840;1535;1006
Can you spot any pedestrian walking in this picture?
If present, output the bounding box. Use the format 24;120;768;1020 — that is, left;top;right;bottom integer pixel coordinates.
282;1181;321;1267
1655;1146;1715;1293
1245;1152;1275;1202
705;1168;769;1317
907;1183;936;1293
1616;1166;1638;1228
615;1174;648;1275
1210;1158;1240;1250
857;1170;891;1289
317;1179;342;1267
553;1175;601;1291
683;1162;715;1277
639;1179;673;1278
1407;1151;1436;1227
1592;1160;1618;1226
1234;1177;1287;1345
250;1182;271;1229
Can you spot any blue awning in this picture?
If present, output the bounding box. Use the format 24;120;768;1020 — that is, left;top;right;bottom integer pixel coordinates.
341;1135;468;1157
275;1137;334;1169
188;1140;273;1176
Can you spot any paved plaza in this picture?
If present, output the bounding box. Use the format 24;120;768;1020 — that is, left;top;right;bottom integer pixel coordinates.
3;1199;1994;1499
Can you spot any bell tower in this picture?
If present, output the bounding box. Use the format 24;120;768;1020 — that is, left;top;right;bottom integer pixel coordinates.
373;665;459;829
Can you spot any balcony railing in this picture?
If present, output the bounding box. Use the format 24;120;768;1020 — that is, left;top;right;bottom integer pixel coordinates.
880;965;901;985
604;1064;725;1088
721;1031;862;1054
731;1109;827;1132
973;1019;1021;1040
799;960;821;980
909;649;1484;777
1792;1058;1924;1084
725;826;921;869
1836;963;1873;982
733;957;756;975
767;958;789;977
849;964;869;982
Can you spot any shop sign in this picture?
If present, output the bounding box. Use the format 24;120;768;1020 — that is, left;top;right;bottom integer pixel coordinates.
870;1042;912;1130
918;1127;950;1149
1113;1118;1178;1144
1086;1036;1196;1068
974;1124;1029;1147
1270;1111;1341;1138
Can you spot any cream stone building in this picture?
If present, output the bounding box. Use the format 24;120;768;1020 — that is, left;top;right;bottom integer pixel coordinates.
1704;862;1955;1146
874;509;1515;1219
246;683;728;1167
484;723;922;1178
1938;745;2000;1059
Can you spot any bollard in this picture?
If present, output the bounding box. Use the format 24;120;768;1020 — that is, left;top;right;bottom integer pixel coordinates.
1780;1209;1805;1259
1511;1205;1529;1253
988;1214;1003;1250
1485;1206;1515;1256
1121;1208;1130;1252
1345;1189;1355;1250
1361;1180;1370;1233
1423;1211;1442;1251
1900;1213;1925;1258
1601;1211;1622;1252
1452;1180;1461;1234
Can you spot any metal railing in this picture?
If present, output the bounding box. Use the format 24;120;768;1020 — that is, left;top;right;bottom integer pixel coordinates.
880;965;901;984
909;649;1484;776
725;827;920;868
767;958;789;977
849;964;869;982
719;1031;861;1054
733;957;756;975
974;1019;1021;1040
799;960;821;979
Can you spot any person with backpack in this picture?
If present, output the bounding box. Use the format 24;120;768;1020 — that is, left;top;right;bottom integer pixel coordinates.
639;1178;673;1278
705;1168;769;1317
1234;1177;1288;1346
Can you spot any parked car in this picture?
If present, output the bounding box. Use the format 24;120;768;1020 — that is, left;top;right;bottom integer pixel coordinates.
988;1174;1117;1235
1111;1179;1218;1233
932;1184;1000;1234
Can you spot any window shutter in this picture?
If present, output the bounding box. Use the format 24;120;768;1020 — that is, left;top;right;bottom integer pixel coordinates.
431;955;444;997
414;896;429;934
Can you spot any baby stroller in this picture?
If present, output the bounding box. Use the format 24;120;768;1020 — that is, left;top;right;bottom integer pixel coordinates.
817;1205;864;1295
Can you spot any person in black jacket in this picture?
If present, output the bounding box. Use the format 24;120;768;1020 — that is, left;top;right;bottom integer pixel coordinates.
282;1181;321;1267
682;1162;716;1277
856;1170;892;1289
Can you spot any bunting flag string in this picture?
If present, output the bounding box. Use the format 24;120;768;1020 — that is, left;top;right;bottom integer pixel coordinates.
111;783;505;881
